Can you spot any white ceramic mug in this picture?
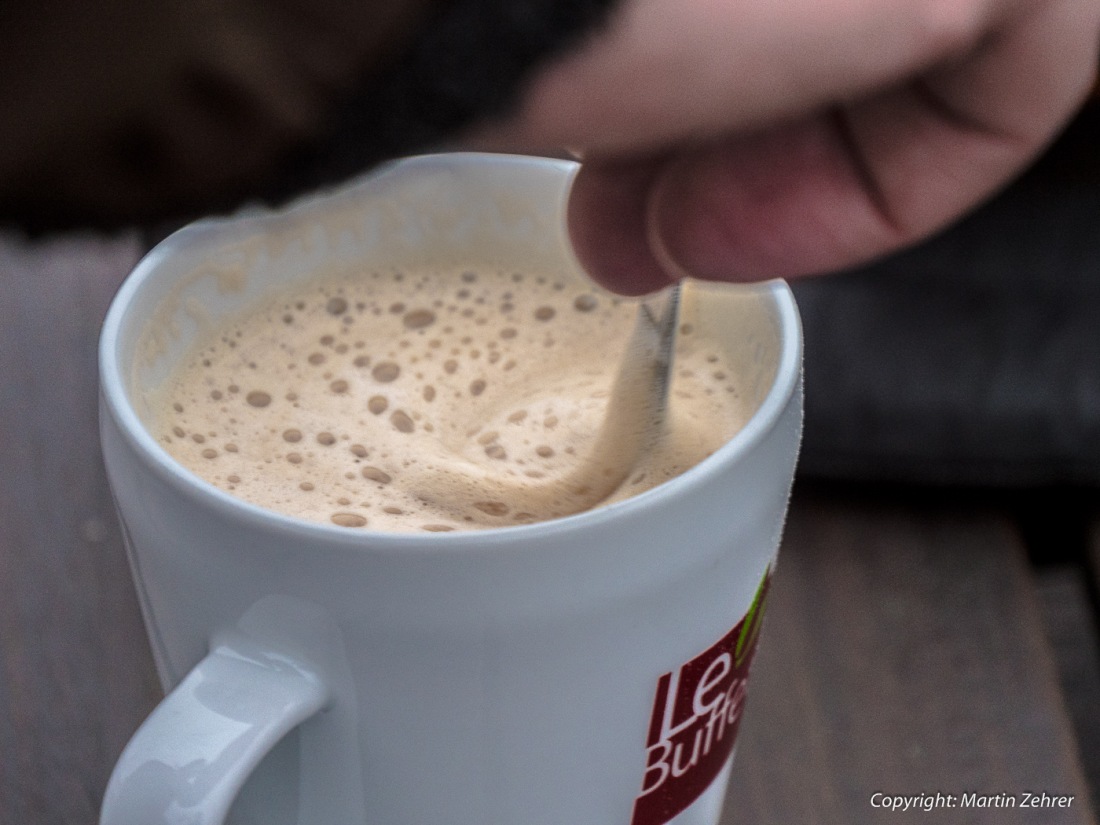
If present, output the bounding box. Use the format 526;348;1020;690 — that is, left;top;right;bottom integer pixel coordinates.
98;153;802;825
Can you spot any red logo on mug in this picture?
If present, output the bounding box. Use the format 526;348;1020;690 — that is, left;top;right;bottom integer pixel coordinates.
631;569;770;825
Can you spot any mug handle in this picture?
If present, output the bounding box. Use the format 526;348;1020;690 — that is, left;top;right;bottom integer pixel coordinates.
99;631;329;825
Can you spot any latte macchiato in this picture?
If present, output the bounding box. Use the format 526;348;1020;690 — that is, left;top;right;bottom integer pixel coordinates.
148;266;749;532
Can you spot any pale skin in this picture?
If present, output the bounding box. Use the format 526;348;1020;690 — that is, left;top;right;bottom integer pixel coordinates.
475;0;1100;295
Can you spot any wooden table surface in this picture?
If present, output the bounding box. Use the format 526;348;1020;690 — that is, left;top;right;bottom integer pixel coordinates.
2;232;1098;824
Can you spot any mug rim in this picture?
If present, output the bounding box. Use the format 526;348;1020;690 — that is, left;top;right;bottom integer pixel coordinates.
99;152;802;555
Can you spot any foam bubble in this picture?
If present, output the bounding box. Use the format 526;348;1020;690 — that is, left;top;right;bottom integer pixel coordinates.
390;410;415;433
362;467;392;483
331;512;366;528
573;294;597;312
373;362;400;382
403;309;436;329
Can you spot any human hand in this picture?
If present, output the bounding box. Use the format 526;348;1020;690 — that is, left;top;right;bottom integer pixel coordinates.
473;0;1100;295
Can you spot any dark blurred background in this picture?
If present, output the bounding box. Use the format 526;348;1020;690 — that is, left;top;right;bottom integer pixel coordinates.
794;100;1100;491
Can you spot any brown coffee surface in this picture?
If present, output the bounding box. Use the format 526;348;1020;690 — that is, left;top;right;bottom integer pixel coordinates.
149;267;749;532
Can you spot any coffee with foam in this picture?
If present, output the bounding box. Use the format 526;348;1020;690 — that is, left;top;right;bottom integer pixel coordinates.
148;266;750;532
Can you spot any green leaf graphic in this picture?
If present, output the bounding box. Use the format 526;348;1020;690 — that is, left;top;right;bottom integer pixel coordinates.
735;567;770;666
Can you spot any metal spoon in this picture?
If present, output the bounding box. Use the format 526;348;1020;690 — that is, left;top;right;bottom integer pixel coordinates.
558;280;682;504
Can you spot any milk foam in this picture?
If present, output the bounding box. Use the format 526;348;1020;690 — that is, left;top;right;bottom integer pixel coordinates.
149;267;749;532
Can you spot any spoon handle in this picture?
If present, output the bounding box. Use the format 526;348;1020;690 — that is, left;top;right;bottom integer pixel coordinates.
639;280;682;423
564;280;683;504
